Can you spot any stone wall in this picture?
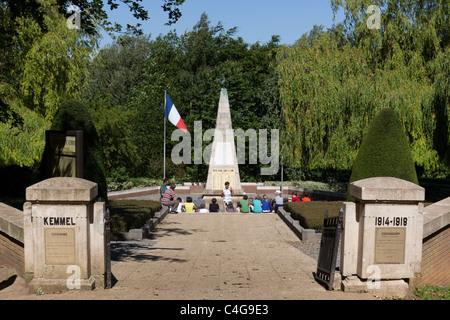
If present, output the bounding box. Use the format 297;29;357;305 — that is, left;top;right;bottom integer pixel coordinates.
0;203;25;278
108;183;346;201
416;226;450;288
0;231;24;278
411;198;450;288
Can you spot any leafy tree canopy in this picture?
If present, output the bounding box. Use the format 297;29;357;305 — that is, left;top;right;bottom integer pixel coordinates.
278;0;449;180
0;0;186;168
120;13;281;181
1;0;185;37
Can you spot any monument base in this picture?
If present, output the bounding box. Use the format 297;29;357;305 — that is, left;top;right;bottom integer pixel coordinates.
203;189;245;197
28;276;95;294
203;193;245;212
341;275;409;298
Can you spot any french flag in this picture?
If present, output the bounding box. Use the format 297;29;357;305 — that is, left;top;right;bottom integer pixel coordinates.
165;93;187;133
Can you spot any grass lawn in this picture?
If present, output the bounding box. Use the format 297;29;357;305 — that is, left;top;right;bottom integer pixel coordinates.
284;201;344;232
108;200;162;233
412;285;450;300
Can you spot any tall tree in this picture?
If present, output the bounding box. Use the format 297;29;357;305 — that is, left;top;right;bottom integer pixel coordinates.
0;2;91;166
0;0;185;37
0;0;186;168
128;14;281;181
85;34;152;175
278;0;449;180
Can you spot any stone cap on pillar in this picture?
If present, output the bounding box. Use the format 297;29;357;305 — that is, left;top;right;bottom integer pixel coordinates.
26;177;98;203
350;177;425;203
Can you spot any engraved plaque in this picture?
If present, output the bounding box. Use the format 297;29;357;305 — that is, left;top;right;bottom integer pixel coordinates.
374;228;406;264
45;228;76;265
212;169;235;190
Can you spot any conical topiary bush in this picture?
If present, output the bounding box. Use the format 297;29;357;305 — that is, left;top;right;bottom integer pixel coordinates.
347;108;418;201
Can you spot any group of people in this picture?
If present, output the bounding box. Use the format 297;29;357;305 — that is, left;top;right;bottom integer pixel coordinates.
220;182;311;213
159;180;216;214
222;194;277;214
221;182;282;213
159;179;311;214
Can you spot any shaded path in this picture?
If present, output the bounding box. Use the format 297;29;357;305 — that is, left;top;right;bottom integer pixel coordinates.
0;213;376;300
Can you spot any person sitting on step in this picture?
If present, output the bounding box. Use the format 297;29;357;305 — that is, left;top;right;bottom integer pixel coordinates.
161;184;180;214
199;203;209;213
301;191;312;202
221;182;235;210
252;195;263;214
226;201;235;213
209;198;220;213
261;194;272;213
273;190;284;213
183;197;197;213
240;195;250;213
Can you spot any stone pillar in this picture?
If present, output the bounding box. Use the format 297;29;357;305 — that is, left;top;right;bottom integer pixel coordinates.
340;177;425;297
24;178;107;293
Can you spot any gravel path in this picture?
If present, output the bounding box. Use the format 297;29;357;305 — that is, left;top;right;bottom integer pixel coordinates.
294;240;341;269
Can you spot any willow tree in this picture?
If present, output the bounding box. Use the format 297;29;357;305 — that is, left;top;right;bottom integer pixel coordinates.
278;33;373;172
278;0;449;179
0;0;187;168
0;2;92;166
330;0;449;172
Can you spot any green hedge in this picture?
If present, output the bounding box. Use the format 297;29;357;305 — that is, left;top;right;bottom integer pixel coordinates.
284;201;344;232
109;200;162;233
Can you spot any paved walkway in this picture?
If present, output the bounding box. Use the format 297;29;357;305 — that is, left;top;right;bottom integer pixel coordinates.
0;213;376;300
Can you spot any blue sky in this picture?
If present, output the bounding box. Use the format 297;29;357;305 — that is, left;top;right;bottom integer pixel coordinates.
99;0;345;47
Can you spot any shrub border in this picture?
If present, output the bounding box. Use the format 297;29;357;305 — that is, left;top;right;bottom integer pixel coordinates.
110;206;169;241
277;207;322;242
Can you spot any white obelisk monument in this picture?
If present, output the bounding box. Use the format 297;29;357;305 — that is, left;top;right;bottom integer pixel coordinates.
204;88;243;199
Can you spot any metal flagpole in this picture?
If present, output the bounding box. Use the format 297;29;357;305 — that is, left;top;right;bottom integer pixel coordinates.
281;103;285;194
164;89;167;180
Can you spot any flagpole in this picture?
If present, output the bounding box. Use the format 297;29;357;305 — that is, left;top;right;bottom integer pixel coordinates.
281;101;285;195
164;89;167;180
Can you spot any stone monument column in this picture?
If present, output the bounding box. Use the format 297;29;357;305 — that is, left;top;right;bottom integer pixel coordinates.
340;177;425;297
24;177;108;292
205;88;243;193
204;88;243;210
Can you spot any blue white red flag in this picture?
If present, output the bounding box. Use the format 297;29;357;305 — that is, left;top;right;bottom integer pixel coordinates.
165;93;187;133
